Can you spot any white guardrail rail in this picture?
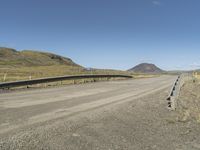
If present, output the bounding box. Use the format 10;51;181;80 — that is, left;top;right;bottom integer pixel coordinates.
166;73;191;110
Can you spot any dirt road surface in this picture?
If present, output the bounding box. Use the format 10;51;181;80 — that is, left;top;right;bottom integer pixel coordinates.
1;76;200;150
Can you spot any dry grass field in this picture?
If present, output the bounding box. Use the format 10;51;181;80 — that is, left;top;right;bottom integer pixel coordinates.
177;79;200;123
0;68;161;83
0;48;163;91
0;65;131;82
0;48;131;83
0;48;162;84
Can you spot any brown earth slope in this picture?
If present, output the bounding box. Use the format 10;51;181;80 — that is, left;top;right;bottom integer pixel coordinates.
0;47;81;67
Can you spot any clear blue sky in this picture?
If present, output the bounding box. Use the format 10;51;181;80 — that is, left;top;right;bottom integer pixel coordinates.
1;0;200;70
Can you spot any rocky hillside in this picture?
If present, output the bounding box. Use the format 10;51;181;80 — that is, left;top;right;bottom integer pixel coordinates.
0;47;81;67
128;63;164;73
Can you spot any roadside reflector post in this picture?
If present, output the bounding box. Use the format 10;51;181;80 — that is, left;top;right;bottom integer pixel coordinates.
44;82;47;88
3;73;7;82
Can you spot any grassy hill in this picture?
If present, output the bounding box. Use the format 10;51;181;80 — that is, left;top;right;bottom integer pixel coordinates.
0;47;129;82
0;47;160;83
0;47;80;67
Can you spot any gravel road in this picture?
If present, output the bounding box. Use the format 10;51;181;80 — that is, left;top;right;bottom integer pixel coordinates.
1;75;198;150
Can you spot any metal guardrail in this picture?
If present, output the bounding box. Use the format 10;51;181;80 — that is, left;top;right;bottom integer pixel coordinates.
166;75;184;110
0;74;132;89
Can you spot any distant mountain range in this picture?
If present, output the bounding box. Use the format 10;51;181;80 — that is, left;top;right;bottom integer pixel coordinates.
0;47;81;67
128;63;164;73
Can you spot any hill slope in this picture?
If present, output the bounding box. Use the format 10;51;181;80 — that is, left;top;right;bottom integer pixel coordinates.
0;47;81;67
128;63;164;73
0;47;129;82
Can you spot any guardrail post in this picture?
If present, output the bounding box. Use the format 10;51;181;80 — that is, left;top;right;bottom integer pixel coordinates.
44;82;47;88
3;73;7;82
